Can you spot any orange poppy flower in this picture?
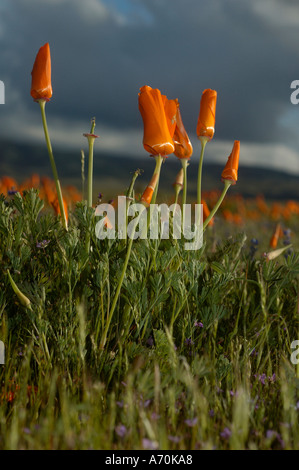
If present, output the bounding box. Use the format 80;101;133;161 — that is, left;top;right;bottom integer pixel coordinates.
196;89;217;140
221;141;240;185
173;106;193;159
138;85;176;156
31;43;52;101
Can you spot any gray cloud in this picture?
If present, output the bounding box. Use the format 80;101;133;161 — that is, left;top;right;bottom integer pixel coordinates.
1;0;299;173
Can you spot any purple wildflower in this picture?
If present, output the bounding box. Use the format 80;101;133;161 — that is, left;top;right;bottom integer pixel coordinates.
185;417;198;427
168;435;181;443
259;373;267;385
36;239;50;249
8;189;18;196
268;373;276;383
266;430;276;439
185;337;193;346
220;427;231;440
146;336;154;347
194;321;204;328
142;438;158;450
115;424;127;438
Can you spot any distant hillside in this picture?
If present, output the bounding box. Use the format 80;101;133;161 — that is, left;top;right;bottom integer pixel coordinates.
0;139;299;202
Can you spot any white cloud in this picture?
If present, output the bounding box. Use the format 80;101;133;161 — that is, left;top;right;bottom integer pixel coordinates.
2;104;299;176
251;0;299;28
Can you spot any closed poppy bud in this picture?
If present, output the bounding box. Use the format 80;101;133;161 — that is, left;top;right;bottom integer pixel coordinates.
141;173;159;207
221;141;240;185
173;106;193;159
196;89;217;140
138;85;175;156
31;43;52;101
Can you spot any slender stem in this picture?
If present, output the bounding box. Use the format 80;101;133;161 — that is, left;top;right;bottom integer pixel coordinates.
197;137;208;207
81;149;85;201
202;180;231;231
125;169;141;242
174;186;180;206
87;139;94;207
151;154;163;206
99;213;141;349
147;154;163;232
87;118;96;208
181;158;188;230
38;99;68;230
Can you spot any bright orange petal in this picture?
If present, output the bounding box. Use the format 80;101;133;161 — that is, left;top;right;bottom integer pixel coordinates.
196;89;217;140
138;85;175;156
31;43;52;101
221;141;240;185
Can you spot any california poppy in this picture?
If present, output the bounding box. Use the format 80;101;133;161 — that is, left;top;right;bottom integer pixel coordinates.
221;141;240;185
173;106;193;159
31;43;52;101
141;173;159;207
196;89;217;140
138;85;176;156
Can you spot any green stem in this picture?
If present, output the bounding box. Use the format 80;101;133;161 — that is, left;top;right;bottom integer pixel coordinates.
99;213;141;349
151;154;163;206
197;137;208;207
38;99;68;230
174;186;180;206
147;154;163;232
81;149;85;201
87;119;96;208
202;180;231;231
181;158;188;230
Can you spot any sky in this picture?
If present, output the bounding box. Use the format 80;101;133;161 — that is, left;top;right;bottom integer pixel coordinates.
1;0;299;174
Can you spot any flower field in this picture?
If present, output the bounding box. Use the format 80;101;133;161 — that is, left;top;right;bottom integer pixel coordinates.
0;43;298;451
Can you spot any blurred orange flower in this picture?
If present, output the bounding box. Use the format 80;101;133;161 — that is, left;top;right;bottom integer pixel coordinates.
138;85;176;156
202;200;214;226
196;89;217;140
221;141;240;185
31;43;52;101
173;106;193;159
269;223;281;249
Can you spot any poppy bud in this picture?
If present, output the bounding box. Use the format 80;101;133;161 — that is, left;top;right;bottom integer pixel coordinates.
31;43;52;101
196;89;217;141
221;141;240;185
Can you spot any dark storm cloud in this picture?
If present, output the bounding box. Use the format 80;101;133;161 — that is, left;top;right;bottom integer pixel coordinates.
1;0;299;151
